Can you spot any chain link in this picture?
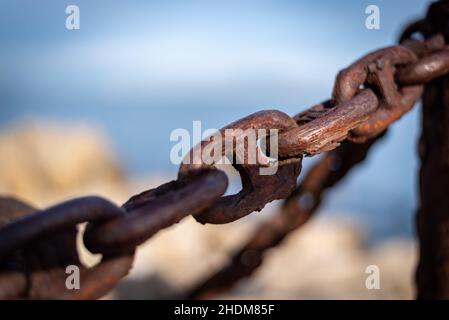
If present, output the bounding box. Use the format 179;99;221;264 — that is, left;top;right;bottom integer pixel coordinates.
1;9;449;299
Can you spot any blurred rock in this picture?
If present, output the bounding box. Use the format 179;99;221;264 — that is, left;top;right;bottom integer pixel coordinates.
0;121;126;206
113;214;416;300
220;216;416;299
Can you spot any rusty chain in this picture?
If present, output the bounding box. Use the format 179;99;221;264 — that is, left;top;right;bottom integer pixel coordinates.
186;134;385;299
1;5;448;299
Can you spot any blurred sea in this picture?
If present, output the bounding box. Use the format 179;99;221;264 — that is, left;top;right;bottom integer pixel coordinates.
0;0;433;241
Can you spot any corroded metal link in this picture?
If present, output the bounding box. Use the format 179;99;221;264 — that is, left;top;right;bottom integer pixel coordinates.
0;197;134;299
179;110;302;225
179;109;299;173
277;89;378;157
329;45;422;142
84;169;228;252
0;197;35;299
396;49;449;85
349;87;422;142
275;42;447;156
401;34;445;57
351;69;423;140
350;37;449;141
0;197;125;260
332;45;418;105
193;159;301;224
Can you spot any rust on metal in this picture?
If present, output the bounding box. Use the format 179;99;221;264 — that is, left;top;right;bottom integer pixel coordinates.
1;1;449;300
84;169;228;253
277;89;378;157
179;110;302;224
186;132;385;299
0;197;134;299
396;49;449;85
413;0;449;300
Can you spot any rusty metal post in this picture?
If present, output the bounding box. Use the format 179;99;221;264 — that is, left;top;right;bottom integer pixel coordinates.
416;0;449;299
